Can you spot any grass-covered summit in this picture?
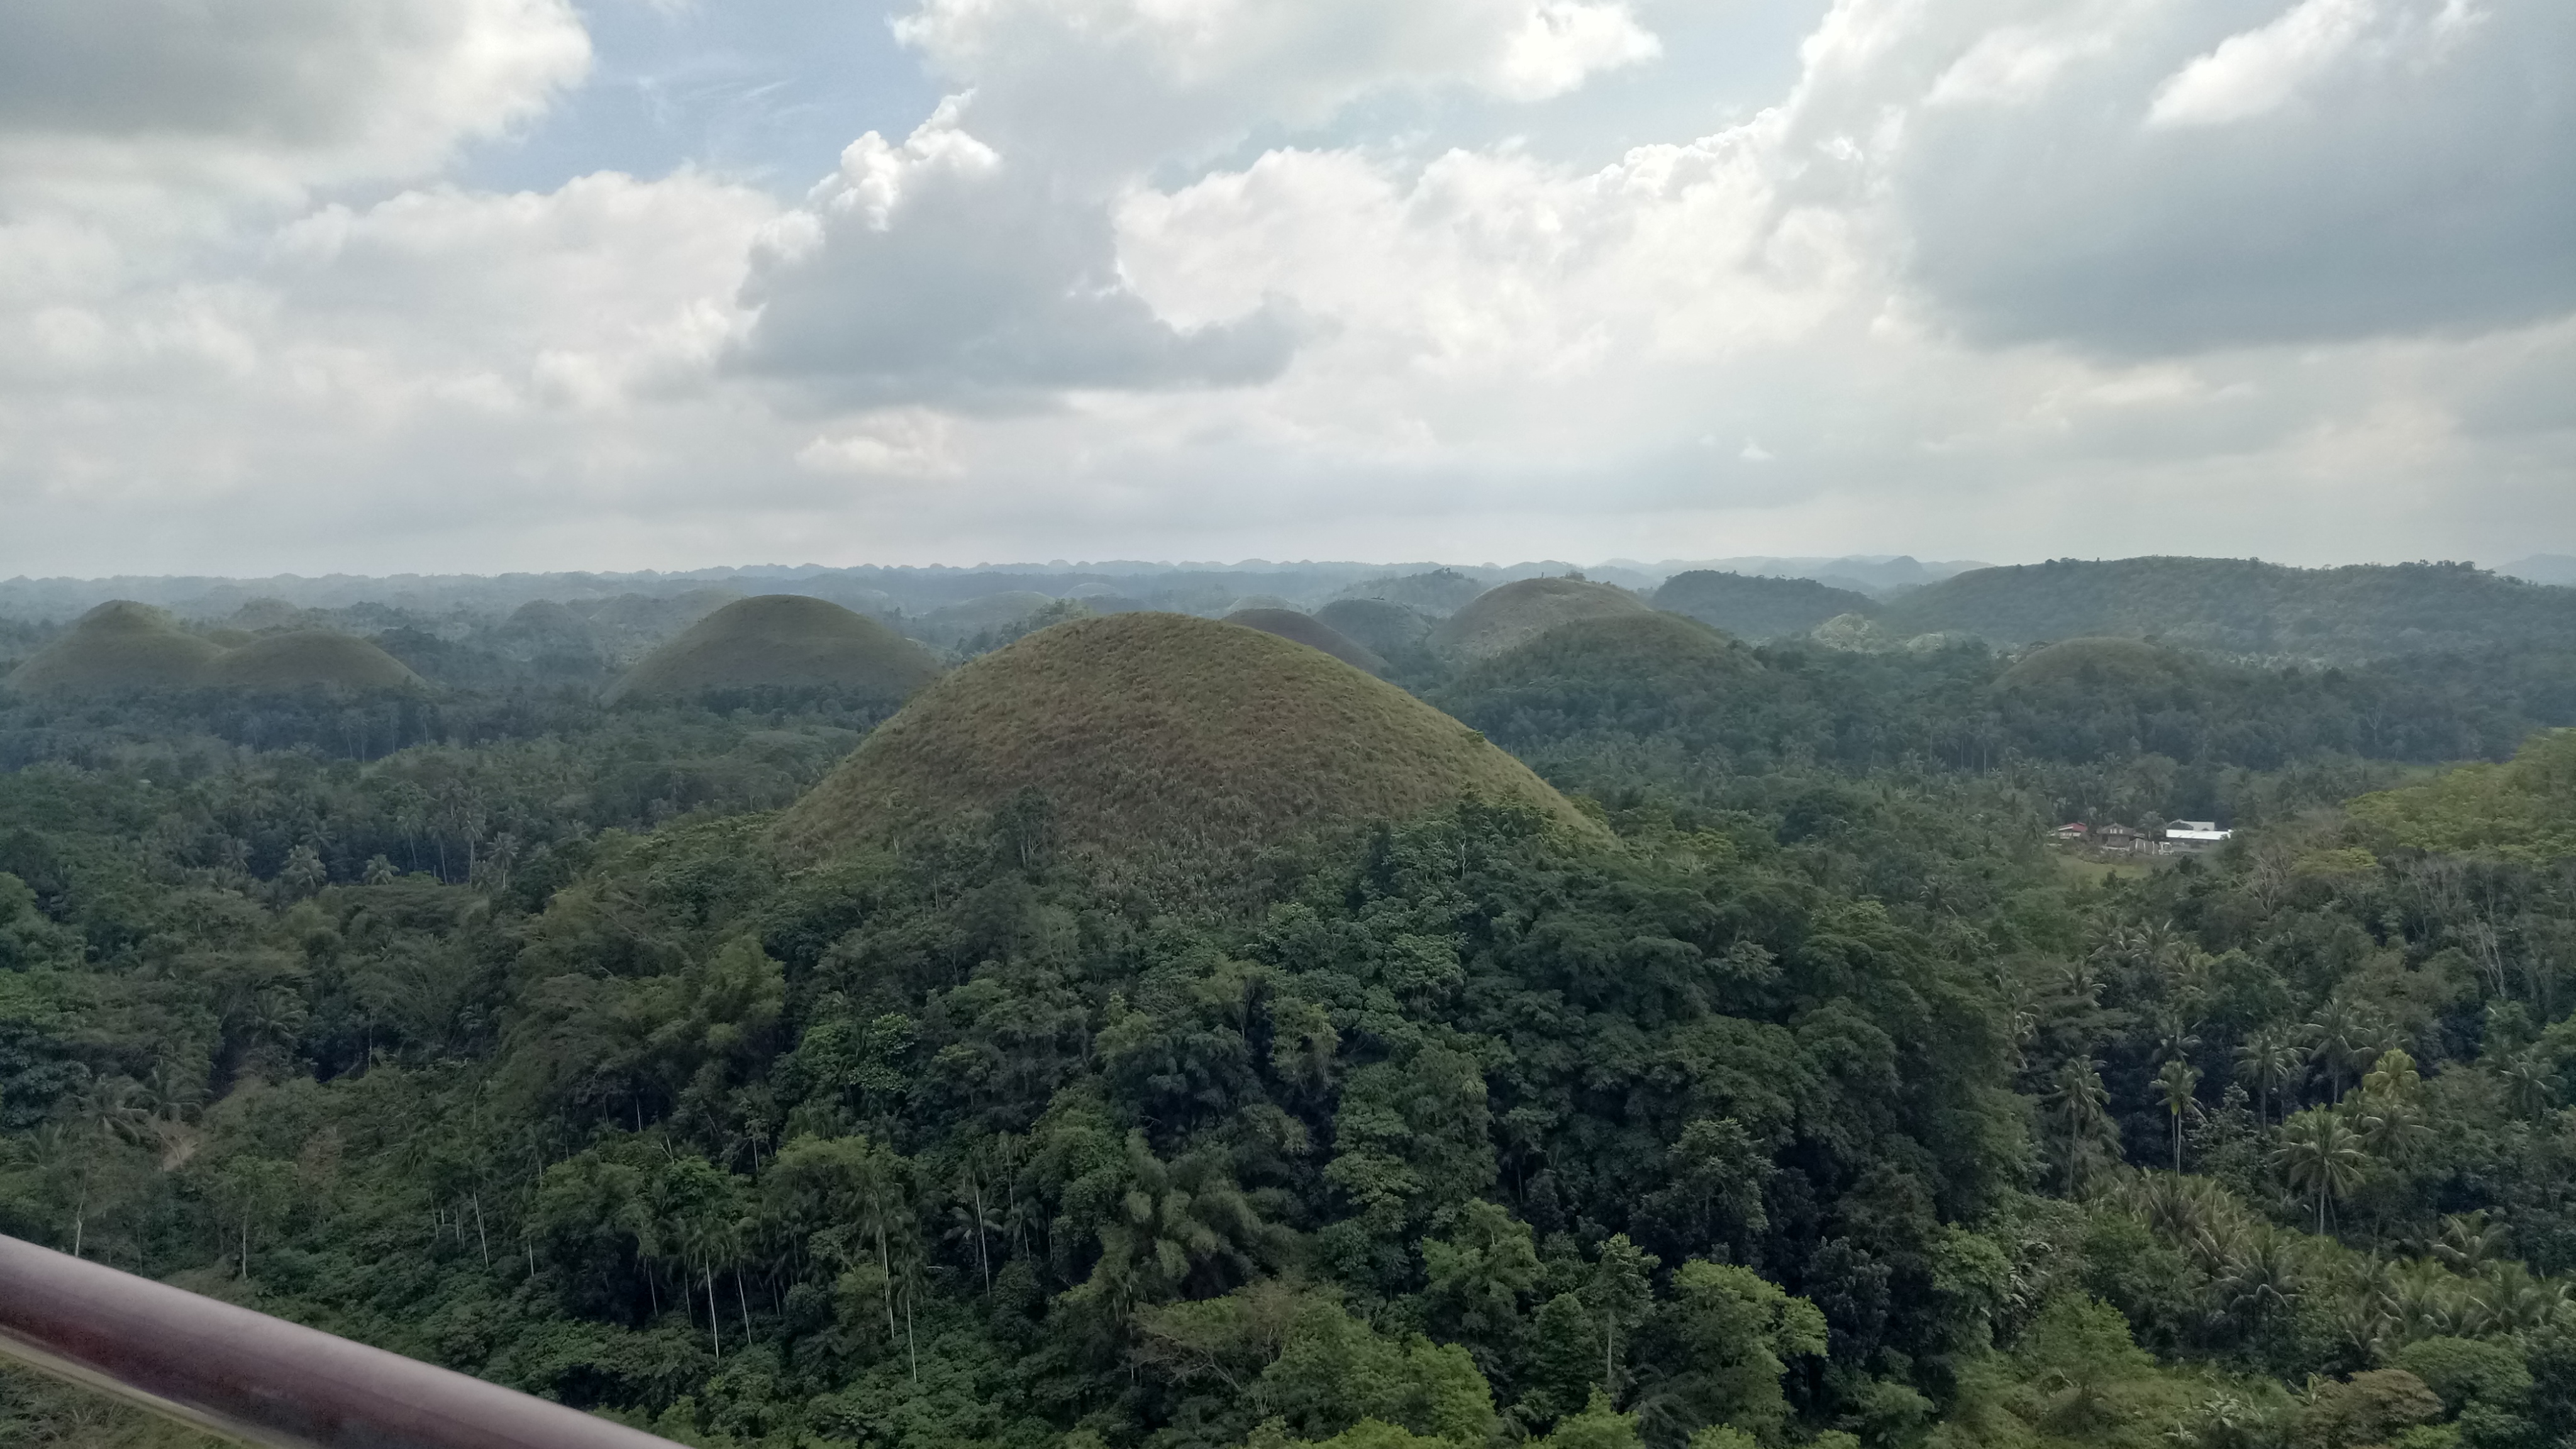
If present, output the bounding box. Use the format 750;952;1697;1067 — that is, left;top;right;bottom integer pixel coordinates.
774;611;1595;868
1654;570;1877;640
2;600;222;695
604;594;940;704
1431;576;1649;658
202;630;426;691
1222;607;1389;675
1440;612;1757;752
1998;636;2195;692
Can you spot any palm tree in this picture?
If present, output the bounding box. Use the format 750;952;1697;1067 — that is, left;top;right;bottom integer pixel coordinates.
2045;1058;2119;1194
2155;1059;2202;1172
2273;1109;2368;1235
2499;1051;2555;1120
2304;1001;2380;1102
2234;1031;2305;1125
2432;1211;2505;1275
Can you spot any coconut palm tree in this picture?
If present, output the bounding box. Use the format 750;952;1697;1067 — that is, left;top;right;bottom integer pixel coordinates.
2235;1031;2306;1125
2045;1058;2119;1194
2274;1109;2368;1235
2499;1050;2555;1120
2155;1059;2202;1172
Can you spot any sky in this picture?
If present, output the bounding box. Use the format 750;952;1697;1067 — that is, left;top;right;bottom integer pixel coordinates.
1;0;2570;578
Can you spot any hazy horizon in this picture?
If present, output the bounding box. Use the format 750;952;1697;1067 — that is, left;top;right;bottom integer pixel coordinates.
3;0;2570;576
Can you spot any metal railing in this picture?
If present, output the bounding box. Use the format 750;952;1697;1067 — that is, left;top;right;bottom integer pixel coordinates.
0;1233;686;1449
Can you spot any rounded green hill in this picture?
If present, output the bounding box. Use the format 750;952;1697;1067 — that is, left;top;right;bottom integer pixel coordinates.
1999;636;2194;692
774;612;1597;870
4;601;223;696
1315;598;1431;658
1431;577;1650;659
604;594;940;704
1223;608;1389;675
202;631;425;691
1442;613;1755;741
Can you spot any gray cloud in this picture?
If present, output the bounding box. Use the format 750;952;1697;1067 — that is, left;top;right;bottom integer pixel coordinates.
0;0;589;187
1796;0;2576;355
732;106;1304;408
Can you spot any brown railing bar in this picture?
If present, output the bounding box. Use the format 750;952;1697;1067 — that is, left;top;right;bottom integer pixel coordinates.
0;1233;687;1449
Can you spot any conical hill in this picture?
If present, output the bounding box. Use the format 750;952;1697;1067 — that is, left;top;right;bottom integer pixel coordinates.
201;631;426;691
1316;599;1431;658
1430;577;1649;659
3;601;222;695
1441;613;1755;743
1999;636;2195;692
774;613;1597;869
604;595;940;704
1223;608;1389;675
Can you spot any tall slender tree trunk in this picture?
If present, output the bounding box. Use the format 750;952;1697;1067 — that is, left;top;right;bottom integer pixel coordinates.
705;1262;721;1358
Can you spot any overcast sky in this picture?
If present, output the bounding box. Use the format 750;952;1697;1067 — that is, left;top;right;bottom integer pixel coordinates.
2;0;2569;577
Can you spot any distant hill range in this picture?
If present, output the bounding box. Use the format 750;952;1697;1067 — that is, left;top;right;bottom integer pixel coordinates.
1877;558;2576;660
1626;554;1987;598
2502;555;2576;587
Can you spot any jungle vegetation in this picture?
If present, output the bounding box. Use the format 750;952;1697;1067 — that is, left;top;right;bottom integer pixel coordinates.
5;591;2576;1449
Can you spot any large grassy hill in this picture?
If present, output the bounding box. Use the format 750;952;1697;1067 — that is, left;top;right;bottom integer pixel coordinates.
604;595;940;704
1653;570;1877;640
774;612;1596;875
201;630;426;691
1223;608;1389;675
1431;577;1650;659
1880;557;2576;658
2;601;221;695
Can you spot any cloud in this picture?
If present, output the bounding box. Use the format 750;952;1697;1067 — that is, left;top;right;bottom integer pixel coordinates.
2146;0;2376;128
0;0;591;191
1841;0;2576;353
2;0;2573;579
726;0;1663;409
892;0;1660;164
797;409;964;477
731;99;1302;408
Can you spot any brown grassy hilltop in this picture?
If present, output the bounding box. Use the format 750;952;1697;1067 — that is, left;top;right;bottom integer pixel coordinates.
1999;636;2196;691
3;601;223;695
604;595;941;704
1222;608;1390;675
201;630;426;691
1457;611;1752;694
773;612;1596;874
1430;576;1650;659
1314;598;1432;658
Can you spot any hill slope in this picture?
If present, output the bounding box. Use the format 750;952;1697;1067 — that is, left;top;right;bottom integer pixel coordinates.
1222;608;1389;675
1315;598;1433;659
1441;612;1757;745
604;595;940;704
202;631;426;691
1431;577;1650;659
775;613;1596;870
1653;570;1878;640
1880;557;2576;657
2;601;222;694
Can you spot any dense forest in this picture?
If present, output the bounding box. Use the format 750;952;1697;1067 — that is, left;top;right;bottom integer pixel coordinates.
8;565;2576;1449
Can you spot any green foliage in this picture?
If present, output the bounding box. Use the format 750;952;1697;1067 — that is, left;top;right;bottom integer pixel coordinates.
15;578;2576;1449
2348;730;2576;861
1879;558;2576;660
